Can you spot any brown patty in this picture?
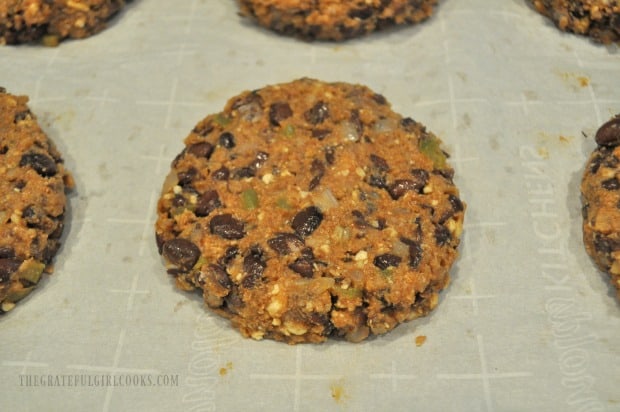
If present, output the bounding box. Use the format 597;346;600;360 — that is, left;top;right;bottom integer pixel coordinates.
0;0;128;45
582;115;620;298
237;0;438;41
530;0;620;44
0;87;73;313
155;78;465;344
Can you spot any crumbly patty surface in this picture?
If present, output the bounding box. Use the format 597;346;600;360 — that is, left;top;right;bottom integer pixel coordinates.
530;0;620;44
155;78;465;344
236;0;438;41
582;115;620;298
0;88;73;313
0;0;127;45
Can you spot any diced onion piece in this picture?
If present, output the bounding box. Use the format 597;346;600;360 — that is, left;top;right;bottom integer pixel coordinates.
339;120;360;142
373;117;397;133
391;239;410;258
313;188;338;211
241;189;259;210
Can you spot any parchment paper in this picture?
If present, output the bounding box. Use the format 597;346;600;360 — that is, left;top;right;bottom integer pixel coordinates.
1;0;619;410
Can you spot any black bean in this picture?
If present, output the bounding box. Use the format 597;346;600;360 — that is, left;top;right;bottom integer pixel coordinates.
376;218;387;230
234;167;255;179
268;233;304;255
352;210;369;229
399;237;423;268
162;238;201;271
373;254;402;270
324;146;336;164
234;151;270;179
206;264;233;291
435;225;451;246
195;190;221;217
308;175;322;191
289;257;314;278
14;110;31;122
49;219;64;240
368;174;387;189
252;151;269;170
187;142;214;159
41;241;59;265
291;206;323;237
348;6;372;19
0;258;21;283
0;247;15;259
350;110;363;136
388;179;424;200
593;234;620;254
370;154;390;172
312;129;331;140
224;286;244;314
210;214;245;240
603;154;619;169
22;205;40;228
436;168;455;182
595;116;620;147
448;194;464;212
242;247;265;288
310;159;325;176
372;93;387;105
172;195;186;208
177;168;198;186
212;166;230;181
22;205;36;219
218;132;236;149
0;146;7;155
305;101;329;125
602;177;620;190
156;233;165;254
269;102;293;126
218;246;239;267
309;159;325;191
193;122;214;137
19;153;57;177
410;168;430;186
401;117;417;131
232;92;264;121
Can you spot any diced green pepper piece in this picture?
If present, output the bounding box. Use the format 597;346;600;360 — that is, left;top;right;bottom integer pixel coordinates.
276;197;291;209
193;256;208;270
419;135;447;170
214;113;231;126
334;286;362;298
380;268;394;278
282;124;295;138
241;189;259;210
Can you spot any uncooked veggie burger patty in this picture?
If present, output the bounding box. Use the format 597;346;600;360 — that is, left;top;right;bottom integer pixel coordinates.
155;78;465;344
0;88;73;313
236;0;438;41
0;0;128;45
581;114;620;298
529;0;620;44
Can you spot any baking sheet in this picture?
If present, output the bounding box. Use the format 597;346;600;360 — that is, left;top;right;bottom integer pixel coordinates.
1;0;619;410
